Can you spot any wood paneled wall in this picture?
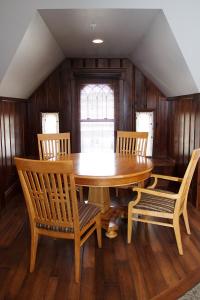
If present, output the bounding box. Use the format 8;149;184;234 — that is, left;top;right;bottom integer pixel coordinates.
0;98;28;211
168;94;200;206
29;58;167;156
0;60;200;209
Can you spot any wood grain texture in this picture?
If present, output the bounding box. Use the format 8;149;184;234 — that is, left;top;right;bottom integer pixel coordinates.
28;58;166;157
53;153;153;187
128;149;200;255
1;194;200;299
15;158;102;283
168;94;200;207
0;97;28;211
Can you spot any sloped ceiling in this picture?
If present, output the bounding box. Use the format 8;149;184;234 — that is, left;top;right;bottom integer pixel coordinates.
0;12;64;99
0;1;200;99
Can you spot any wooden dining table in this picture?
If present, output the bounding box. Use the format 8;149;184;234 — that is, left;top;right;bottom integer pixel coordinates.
53;152;153;238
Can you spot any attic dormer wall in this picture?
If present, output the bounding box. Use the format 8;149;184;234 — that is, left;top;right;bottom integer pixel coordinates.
28;57;168;158
0;97;28;211
167;94;200;207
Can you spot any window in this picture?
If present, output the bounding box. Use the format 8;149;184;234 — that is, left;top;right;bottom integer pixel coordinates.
136;111;154;156
80;84;114;153
41;112;59;134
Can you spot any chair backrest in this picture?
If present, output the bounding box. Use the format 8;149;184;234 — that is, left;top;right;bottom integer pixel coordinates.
176;148;200;212
15;158;79;231
116;131;148;156
37;133;71;160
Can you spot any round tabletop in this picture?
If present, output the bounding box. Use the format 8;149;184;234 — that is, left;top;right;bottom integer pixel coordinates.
57;153;153;187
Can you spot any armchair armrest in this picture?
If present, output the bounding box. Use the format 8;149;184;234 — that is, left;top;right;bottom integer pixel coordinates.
147;174;182;188
132;187;178;200
151;174;182;182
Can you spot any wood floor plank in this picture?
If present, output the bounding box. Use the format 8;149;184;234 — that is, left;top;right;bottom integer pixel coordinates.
1;196;200;299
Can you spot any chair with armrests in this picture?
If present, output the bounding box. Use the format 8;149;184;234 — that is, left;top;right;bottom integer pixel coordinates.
127;148;200;255
15;158;102;283
37;133;83;202
115;131;148;196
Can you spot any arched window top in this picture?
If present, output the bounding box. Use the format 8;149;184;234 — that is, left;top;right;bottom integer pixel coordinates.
81;84;114;120
81;84;114;96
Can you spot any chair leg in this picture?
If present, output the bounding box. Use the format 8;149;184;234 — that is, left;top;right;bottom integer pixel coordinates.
74;238;81;283
96;216;102;248
30;231;38;272
79;186;84;203
173;219;183;255
183;209;191;235
127;214;133;244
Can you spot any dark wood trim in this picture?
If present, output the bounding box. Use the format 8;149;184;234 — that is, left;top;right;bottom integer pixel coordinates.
0;97;28;103
167;93;199;101
152;266;200;300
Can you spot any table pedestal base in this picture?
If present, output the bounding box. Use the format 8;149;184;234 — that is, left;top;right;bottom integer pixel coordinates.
88;187;122;238
88;187;110;213
101;207;124;238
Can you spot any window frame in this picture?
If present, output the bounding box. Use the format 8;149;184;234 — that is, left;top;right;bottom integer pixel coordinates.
40;111;60;134
79;83;115;153
135;109;155;157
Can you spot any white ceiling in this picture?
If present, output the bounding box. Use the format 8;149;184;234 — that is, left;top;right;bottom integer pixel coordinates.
39;9;158;58
0;1;200;99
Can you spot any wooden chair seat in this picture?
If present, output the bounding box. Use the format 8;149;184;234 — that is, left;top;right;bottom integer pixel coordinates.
36;203;100;233
134;190;176;213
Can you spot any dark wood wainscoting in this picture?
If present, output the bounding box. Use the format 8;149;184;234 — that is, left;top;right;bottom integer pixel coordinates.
168;94;200;207
28;58;167;157
0;98;28;211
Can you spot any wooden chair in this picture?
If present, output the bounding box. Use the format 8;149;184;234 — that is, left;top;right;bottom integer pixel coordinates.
116;131;148;156
37;133;83;202
15;158;102;283
115;131;148;196
127;148;200;255
37;133;71;160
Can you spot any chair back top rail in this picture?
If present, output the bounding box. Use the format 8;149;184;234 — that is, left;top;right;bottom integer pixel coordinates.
37;133;71;160
116;131;148;156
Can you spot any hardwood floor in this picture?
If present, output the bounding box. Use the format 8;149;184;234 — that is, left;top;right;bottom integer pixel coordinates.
1;193;200;300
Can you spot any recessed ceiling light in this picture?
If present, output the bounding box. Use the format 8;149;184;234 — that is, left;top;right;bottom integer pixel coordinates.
92;39;104;44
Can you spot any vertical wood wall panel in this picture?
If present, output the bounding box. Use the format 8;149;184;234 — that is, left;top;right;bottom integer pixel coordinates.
29;58;166;156
0;98;28;211
168;94;200;206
